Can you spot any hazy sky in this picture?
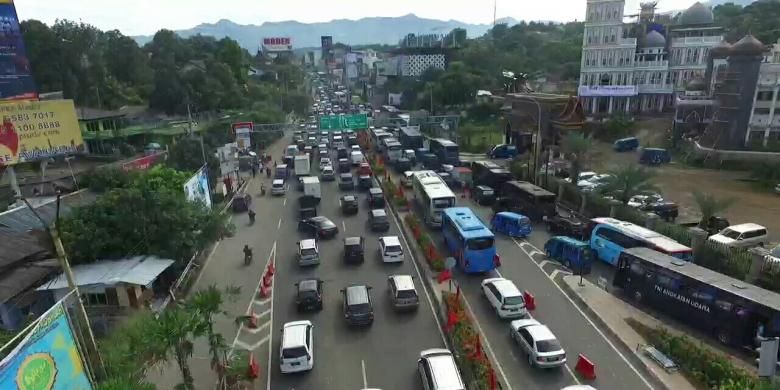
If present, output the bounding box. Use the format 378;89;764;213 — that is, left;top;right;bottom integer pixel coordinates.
15;0;703;36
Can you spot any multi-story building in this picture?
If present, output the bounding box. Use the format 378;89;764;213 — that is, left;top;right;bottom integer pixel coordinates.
747;39;780;147
579;0;722;116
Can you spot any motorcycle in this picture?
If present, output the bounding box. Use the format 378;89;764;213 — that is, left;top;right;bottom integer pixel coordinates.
244;252;253;265
248;210;256;225
260;183;266;196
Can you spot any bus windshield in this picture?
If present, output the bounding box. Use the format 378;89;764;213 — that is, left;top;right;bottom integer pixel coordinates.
467;237;494;250
433;198;454;209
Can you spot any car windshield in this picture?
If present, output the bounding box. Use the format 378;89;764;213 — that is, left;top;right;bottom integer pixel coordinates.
536;338;563;353
433;198;453;209
373;215;387;223
282;346;308;359
298;290;317;299
721;229;740;239
467;237;494;250
504;296;524;306
317;219;335;228
349;303;371;313
397;290;417;299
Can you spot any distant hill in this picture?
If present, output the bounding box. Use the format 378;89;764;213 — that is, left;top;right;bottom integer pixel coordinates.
133;14;519;51
705;0;756;7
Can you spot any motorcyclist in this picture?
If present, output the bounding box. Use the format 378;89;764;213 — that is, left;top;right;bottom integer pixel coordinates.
266;166;271;178
260;182;266;196
243;245;253;265
248;209;256;224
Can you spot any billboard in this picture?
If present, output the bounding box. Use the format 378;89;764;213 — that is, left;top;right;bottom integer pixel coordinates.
262;37;292;52
120;151;165;172
0;1;37;101
578;85;638;97
0;303;93;389
0;99;84;166
231;122;252;151
321;36;333;50
183;167;212;209
319;114;368;130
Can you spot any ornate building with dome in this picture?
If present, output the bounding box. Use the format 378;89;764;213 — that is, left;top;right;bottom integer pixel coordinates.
578;0;723;116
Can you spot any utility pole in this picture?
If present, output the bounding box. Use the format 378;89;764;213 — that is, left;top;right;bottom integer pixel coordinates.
21;194;106;380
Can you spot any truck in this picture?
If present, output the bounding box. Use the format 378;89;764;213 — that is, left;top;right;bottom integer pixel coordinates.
301;176;322;199
294;154;310;176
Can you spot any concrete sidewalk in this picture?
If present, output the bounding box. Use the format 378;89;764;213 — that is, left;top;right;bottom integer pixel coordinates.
561;275;696;390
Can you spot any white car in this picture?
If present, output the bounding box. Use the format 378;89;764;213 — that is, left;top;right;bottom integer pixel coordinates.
379;236;404;263
280;320;314;373
271;179;286;196
510;318;566;368
627;193;663;208
481;278;527;319
319;157;332;171
566;171;596;184
708;223;768;249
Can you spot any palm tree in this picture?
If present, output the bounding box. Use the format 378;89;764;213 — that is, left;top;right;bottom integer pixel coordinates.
185;285;240;375
561;133;592;184
692;190;734;231
148;306;202;389
600;164;658;204
100;312;167;386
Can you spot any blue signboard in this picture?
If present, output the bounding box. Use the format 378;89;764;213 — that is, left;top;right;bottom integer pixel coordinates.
0;1;38;100
0;303;92;389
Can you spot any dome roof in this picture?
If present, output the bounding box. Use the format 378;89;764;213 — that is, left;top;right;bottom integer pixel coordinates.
639;30;666;48
686;77;707;91
679;2;714;25
710;40;732;57
731;34;765;56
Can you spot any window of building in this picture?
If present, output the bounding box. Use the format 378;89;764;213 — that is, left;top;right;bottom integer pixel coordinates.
86;121;100;132
748;131;765;141
755;108;771;115
757;91;774;101
85;292;108;306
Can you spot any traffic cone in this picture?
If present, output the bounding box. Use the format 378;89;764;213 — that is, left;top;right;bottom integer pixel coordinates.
248;352;259;378
267;260;275;276
247;309;257;329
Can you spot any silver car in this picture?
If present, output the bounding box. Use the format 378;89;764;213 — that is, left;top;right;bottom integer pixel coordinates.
509;318;566;368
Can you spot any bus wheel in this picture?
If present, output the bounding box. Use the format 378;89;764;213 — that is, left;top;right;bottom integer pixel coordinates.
717;329;731;345
633;291;643;303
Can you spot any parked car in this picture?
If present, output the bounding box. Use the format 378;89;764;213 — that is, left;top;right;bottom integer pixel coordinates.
473;185;496;205
343;236;365;264
627;193;664;208
487;144;518;159
481;277;527;319
639;148;671;165
638;201;679;222
509;318;567;368
378;236;404;263
319;157;332;171
341;285;374;326
387;274;419;311
340;195;359;215
368;209;390;232
613;137;639;152
279;320;314;373
298;216;339;239
295;279;323;312
358;174;373;190
339;173;355;190
708;223;768;248
545;215;585;239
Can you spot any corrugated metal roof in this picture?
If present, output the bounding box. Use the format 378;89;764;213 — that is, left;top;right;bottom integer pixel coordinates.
0;228;50;268
37;256;174;291
0;190;97;233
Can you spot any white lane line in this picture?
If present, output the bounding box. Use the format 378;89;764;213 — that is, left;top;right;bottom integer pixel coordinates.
234;339;253;351
229;241;276;357
266;243;277;390
342;220;347;232
283;198;287;206
234;335;271;351
242;321;272;335
459;291;513;390
254;298;271;306
361;360;368;389
277;217;282;230
510;238;654;390
564;363;582;385
538;259;554;268
387;210;447;346
193;241;221;286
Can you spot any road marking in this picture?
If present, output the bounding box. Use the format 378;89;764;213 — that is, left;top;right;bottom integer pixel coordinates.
242;321;272;335
254;298;272;306
361;360;368;389
538;259;554;268
386;209;448;347
564;363;582;385
266;242;277;390
550;269;573;279
510;238;654;390
234;335;271;351
229;241;276;357
283;198;287;206
459;291;513;390
277;217;282;230
342;220;347;232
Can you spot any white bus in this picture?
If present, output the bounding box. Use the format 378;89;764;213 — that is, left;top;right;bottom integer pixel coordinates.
412;171;457;228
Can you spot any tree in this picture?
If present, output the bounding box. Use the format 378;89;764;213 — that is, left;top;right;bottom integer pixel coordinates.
692;190;735;231
148;306;202;389
561;133;592;184
99;312;167;388
600;164;658;204
185;285;241;376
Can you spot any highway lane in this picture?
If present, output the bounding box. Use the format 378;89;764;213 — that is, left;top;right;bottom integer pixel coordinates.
268;147;447;390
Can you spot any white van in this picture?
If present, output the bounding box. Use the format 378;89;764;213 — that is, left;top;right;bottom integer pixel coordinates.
285;145;299;157
280;320;314;373
481;277;527;319
379;236;404;263
350;151;365;166
417;349;465;390
708;223;768;249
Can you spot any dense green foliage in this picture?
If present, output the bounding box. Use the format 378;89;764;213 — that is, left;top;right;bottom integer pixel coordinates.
713;0;780;44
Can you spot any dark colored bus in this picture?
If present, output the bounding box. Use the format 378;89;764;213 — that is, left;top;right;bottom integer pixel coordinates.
399;127;423;150
429;138;459;166
614;247;780;351
494;181;557;222
471;161;512;194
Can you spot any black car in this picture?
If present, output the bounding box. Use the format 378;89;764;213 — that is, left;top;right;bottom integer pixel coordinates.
295;278;323;312
358;175;373;190
340;195;359;215
339;173;355;190
343;236;365;264
337;147;348;159
298;216;339;238
338;158;351;173
639;201;679;222
368;209;390;232
341;285;374;326
545;215;585;239
367;188;385;208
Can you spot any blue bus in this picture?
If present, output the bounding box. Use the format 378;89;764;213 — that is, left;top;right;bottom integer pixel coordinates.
429;138;459;166
442;207;499;273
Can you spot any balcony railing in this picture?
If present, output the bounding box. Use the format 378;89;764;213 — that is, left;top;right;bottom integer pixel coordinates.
637;84;674;94
633;60;669;69
670;36;721;46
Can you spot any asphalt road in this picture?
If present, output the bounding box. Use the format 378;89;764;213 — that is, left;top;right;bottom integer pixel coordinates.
266;137;447;390
384;162;656;390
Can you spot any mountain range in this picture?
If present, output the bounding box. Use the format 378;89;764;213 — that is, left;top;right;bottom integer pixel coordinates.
133;13;519;51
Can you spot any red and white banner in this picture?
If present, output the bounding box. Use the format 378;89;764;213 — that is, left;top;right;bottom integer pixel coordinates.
262;37;293;52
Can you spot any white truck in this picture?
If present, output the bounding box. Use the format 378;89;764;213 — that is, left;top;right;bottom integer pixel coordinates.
301;176;321;199
294;154;310;176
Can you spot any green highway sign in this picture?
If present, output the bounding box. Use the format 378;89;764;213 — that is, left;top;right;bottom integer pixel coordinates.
319;114;368;130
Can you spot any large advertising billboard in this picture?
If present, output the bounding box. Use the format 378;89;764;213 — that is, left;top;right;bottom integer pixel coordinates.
183;167;212;209
320;36;333;50
231;122;253;151
0;99;84;166
0;303;93;389
262;37;292;52
0;0;37;101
